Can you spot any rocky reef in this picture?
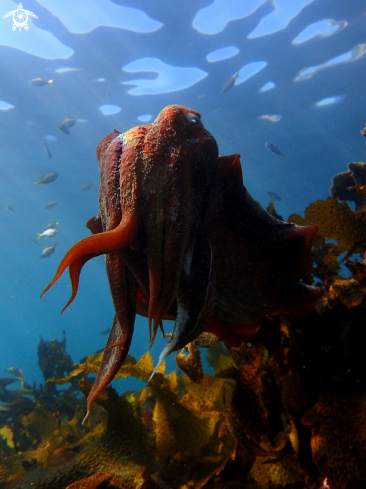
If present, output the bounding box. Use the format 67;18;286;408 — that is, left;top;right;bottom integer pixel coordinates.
1;158;366;488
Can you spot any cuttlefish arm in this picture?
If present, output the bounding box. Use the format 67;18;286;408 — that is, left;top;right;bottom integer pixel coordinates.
40;130;140;310
79;215;138;421
40;209;139;309
149;233;216;380
83;252;136;423
40;132;141;421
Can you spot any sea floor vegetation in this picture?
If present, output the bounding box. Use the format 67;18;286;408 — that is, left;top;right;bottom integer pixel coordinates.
2;160;366;488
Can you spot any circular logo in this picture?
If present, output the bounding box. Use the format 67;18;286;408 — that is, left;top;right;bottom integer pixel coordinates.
12;8;28;31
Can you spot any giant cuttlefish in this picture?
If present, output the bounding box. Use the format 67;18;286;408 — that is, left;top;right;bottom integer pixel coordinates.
42;105;323;420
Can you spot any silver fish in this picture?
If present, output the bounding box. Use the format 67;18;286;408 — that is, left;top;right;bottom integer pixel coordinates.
37;229;58;239
57;117;77;135
81;182;94;191
265;142;286;159
41;243;58;258
222;71;240;92
30;78;53;87
41;139;52;159
34;173;58;186
43;201;59;209
266;190;281;201
45;221;59;229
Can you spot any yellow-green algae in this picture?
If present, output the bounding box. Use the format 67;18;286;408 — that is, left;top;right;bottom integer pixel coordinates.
1;162;366;488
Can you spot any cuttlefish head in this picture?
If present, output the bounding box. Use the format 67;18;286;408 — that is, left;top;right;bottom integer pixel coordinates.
41;105;219;345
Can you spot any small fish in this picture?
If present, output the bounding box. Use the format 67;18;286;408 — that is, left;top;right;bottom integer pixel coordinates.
221;71;240;92
57;117;77;135
41;138;52;159
5;205;14;212
30;78;53;87
41;243;58;258
266;190;281;201
34;173;58;186
99;327;111;336
107;85;112;99
43;201;59;209
37;228;58;239
265;142;286;159
81;182;94;191
45;220;59;229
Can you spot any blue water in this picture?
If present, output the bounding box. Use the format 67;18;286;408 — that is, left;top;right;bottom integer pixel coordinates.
0;0;365;389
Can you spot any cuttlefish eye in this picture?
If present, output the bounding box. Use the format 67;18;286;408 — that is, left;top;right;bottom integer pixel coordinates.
184;114;204;127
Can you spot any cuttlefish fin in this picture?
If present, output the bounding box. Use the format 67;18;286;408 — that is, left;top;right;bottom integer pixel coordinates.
275;281;324;317
149;236;215;382
41;209;139;312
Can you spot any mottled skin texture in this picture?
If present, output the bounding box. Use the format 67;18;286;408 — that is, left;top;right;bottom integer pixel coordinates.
204;154;322;324
42;105;323;419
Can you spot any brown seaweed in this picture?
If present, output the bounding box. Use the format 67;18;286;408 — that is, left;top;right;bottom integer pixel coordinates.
1;159;366;487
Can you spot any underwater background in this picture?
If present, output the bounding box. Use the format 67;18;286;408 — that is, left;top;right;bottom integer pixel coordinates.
1;0;365;388
0;3;366;486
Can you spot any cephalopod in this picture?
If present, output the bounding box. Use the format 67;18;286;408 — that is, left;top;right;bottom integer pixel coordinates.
42;105;323;420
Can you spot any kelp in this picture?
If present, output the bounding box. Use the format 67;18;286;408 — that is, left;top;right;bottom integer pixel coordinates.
302;393;366;488
1;160;366;488
289;196;366;256
331;162;366;211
